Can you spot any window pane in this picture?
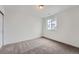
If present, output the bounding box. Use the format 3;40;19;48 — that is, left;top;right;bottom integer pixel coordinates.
51;20;57;30
47;19;52;30
47;18;57;30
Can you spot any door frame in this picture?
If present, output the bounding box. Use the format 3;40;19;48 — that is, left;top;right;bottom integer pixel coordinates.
0;10;4;47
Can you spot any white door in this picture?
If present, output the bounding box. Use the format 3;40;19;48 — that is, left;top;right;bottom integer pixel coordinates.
0;13;3;47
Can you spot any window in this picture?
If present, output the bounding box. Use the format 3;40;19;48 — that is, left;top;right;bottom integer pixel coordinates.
47;18;57;30
47;19;52;30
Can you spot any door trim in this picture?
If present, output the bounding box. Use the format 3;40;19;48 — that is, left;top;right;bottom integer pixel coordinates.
0;10;4;47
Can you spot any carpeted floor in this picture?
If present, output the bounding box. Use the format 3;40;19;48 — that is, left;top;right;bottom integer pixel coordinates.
0;38;79;54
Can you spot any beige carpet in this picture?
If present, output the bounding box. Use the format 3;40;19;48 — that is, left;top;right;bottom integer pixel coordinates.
0;38;79;54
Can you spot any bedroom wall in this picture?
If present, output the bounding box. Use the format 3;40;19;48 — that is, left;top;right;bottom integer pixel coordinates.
4;6;42;45
42;6;79;48
0;5;5;14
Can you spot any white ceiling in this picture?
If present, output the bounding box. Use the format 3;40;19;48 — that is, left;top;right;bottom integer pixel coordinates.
4;5;77;18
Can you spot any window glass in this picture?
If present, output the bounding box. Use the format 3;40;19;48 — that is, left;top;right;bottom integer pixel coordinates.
47;18;57;30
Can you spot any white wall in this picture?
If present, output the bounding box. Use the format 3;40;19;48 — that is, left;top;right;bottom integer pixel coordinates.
0;5;5;14
4;6;42;45
42;6;79;48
